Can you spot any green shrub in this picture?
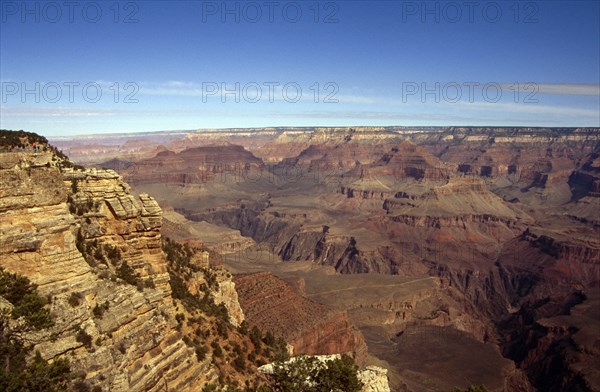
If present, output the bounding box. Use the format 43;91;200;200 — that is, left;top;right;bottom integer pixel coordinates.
116;261;139;286
195;345;209;361
211;341;223;358
232;353;246;372
20;352;71;391
269;354;363;392
68;292;82;307
0;268;53;329
76;328;93;348
0;267;72;390
144;277;156;289
72;379;90;392
238;320;249;335
93;302;109;319
315;354;363;392
164;238;230;321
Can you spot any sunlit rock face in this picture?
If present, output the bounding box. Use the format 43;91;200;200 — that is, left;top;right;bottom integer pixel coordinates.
0;150;220;391
234;272;368;359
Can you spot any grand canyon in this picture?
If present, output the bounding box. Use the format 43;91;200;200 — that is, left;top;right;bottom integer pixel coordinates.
2;126;596;391
2;0;598;390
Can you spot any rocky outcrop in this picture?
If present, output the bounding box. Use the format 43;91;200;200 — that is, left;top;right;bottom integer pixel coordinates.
210;268;245;327
113;144;265;186
63;167;170;295
417;127;600;182
359;366;391;392
0;151;221;391
497;291;600;392
339;186;396;200
234;272;367;359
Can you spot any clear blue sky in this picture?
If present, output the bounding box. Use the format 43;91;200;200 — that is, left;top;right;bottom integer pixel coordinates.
1;0;599;136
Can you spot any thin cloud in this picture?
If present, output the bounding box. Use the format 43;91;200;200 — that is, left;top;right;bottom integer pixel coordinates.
453;101;599;118
265;110;526;124
0;106;195;117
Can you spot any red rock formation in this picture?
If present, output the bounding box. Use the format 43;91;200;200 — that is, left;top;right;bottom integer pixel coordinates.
121;144;265;186
233;272;367;359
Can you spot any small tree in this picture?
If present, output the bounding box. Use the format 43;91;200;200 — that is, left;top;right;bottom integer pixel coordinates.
315;354;363;392
116;262;139;286
269;354;363;392
71;179;78;194
271;355;319;392
0;268;72;390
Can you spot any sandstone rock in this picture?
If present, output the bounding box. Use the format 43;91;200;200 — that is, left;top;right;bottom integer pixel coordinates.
0;156;221;391
234;272;368;359
211;269;245;327
358;366;391;392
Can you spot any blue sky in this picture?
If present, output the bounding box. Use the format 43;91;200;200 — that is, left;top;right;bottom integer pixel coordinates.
1;0;599;136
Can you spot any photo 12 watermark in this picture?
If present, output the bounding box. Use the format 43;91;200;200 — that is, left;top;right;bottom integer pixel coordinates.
200;1;339;23
400;1;539;23
400;82;539;104
1;1;140;23
1;81;140;104
198;82;339;103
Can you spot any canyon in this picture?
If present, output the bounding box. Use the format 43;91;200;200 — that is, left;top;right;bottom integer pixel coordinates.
4;126;597;391
67;126;599;392
0;130;391;391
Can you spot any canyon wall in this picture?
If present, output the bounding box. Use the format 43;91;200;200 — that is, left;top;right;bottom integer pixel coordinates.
0;151;224;391
234;272;368;360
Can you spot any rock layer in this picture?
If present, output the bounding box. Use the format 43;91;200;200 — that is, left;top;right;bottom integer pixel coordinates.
0;151;222;391
234;272;367;359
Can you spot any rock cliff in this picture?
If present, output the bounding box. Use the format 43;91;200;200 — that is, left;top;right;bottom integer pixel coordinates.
234;272;368;359
0;148;232;390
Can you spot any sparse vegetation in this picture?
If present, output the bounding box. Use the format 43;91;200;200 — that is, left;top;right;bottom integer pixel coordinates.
67;196;100;216
0;268;73;390
211;341;223;358
162;237;292;388
75;232;140;288
196;344;209;361
0;130;86;170
0;268;53;329
268;354;363;392
0;129;48;150
144;277;156;289
93;302;109;319
75;327;93;349
68;292;83;307
116;261;139;286
162;237;229;320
